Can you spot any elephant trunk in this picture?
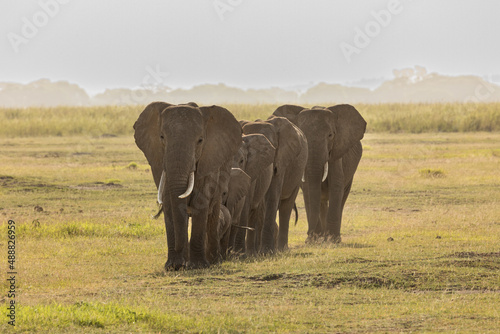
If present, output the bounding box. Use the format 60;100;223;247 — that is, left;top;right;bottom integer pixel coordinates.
303;164;324;237
303;141;329;239
164;149;196;253
167;178;191;253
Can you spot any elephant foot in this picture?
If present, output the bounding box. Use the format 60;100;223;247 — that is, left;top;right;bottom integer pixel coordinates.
325;234;342;244
187;259;210;270
228;252;247;261
260;246;276;256
165;258;185;271
277;243;289;252
305;234;323;244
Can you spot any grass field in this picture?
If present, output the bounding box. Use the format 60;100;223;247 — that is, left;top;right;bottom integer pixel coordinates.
0;105;499;332
0;103;499;137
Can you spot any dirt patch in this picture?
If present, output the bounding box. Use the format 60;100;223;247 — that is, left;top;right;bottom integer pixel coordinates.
443;252;500;271
246;273;285;281
242;272;404;289
453;252;500;258
1;175;61;191
1;175;15;187
72;182;123;190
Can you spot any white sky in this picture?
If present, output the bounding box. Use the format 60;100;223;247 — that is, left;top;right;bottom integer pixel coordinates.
1;0;499;94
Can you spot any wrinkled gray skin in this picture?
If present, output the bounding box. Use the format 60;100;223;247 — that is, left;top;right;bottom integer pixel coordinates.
231;134;275;255
242;116;308;253
134;102;241;270
218;168;251;259
273;104;366;243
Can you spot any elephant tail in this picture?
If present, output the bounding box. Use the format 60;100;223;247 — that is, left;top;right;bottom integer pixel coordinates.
294;203;298;226
152;204;163;220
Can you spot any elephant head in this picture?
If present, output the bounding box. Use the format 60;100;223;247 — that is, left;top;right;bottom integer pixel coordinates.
134;102;242;269
273;104;366;240
223;168;252;215
233;134;275;180
242;117;303;176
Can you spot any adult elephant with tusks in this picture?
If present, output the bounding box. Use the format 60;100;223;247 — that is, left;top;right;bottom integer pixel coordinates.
134;102;241;270
273;104;366;244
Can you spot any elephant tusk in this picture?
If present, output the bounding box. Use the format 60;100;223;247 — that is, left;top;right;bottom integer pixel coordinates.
322;162;328;182
178;172;195;199
231;224;255;231
157;171;166;205
301;173;305;182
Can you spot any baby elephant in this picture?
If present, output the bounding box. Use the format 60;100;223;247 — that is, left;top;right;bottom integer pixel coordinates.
216;168;252;261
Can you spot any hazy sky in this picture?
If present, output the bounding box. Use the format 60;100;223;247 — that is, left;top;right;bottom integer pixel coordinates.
1;0;499;94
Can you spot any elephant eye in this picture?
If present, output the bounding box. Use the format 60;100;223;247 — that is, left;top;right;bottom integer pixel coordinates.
328;133;333;138
160;135;164;140
197;137;204;144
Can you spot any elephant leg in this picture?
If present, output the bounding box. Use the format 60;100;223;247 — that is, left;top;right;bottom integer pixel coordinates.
189;206;210;269
250;200;266;254
261;176;282;254
164;203;188;270
301;184;317;243
246;207;258;255
277;186;300;251
220;230;230;261
231;197;250;255
315;181;329;236
317;199;328;236
206;201;221;264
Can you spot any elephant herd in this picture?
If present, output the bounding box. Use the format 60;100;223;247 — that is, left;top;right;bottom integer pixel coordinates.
134;102;366;270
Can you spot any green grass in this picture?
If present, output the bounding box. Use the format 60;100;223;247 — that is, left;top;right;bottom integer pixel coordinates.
0;103;499;137
0;128;499;332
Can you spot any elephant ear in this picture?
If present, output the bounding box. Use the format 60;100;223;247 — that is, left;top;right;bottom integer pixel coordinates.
133;101;172;188
226;168;251;213
184;102;199;107
327;104;367;160
267;116;304;173
239;120;250;127
272;104;305;125
198;105;242;178
243;134;275;180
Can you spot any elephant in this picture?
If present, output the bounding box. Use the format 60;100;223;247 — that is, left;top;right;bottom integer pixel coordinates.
134;102;242;270
218;167;252;259
241;116;308;253
230;133;276;255
273;104;366;243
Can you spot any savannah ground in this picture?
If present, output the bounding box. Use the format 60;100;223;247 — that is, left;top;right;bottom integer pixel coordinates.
0;104;499;333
